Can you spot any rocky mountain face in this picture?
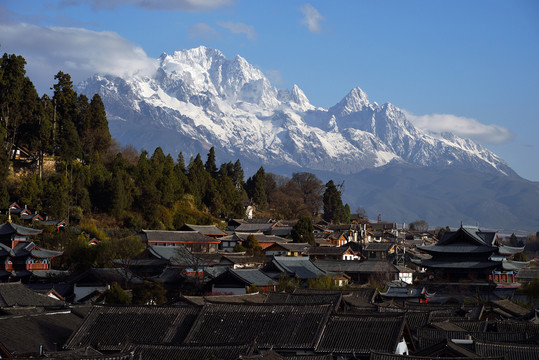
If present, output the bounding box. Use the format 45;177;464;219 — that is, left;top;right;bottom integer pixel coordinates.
78;46;539;232
78;46;514;177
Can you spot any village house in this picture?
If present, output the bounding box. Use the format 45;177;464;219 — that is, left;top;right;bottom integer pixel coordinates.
208;268;277;294
0;220;64;282
264;242;311;257
139;229;221;253
308;245;357;260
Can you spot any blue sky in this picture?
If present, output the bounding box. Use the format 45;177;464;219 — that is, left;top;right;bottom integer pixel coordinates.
1;0;538;181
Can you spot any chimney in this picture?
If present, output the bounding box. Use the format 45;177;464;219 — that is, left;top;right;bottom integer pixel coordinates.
377;214;381;223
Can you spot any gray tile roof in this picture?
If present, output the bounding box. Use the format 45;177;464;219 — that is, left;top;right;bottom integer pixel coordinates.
130;344;252;360
271;242;311;252
31;247;63;258
308;247;351;256
416;328;528;350
141;230;219;243
0;222;43;236
474;340;539;360
370;350;502;360
264;292;342;308
234;223;276;233
235;232;289;243
229;268;277;286
180;224;227;236
316;314;406;354
267;256;327;279
65;305;201;351
184;303;332;349
314;260;399;273
364;242;395;251
0;282;64;307
0;310;85;356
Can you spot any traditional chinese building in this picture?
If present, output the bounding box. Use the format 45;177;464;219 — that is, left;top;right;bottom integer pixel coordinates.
0;218;63;282
412;225;525;287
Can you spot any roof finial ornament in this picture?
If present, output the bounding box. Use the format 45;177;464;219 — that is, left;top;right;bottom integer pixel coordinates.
460;220;462;228
7;208;12;223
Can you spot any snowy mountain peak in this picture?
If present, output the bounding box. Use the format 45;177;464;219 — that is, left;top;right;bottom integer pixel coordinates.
78;46;517;178
277;84;313;111
331;87;372;117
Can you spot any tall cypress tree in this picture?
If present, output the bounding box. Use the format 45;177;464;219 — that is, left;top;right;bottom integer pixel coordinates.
53;71;81;162
205;147;218;178
323;180;345;224
246;166;267;210
89;94;111;156
0;53;27;156
0;124;8;207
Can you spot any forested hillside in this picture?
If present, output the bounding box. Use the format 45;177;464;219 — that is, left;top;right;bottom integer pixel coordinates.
0;53;349;230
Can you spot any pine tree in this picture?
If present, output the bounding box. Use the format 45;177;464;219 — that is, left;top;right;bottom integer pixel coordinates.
0;124;9;207
246;166;268;210
205;146;218;178
0;53;27;156
88;94;111;155
53;71;81;162
232;159;244;189
291;216;315;245
188;153;211;208
323;180;345;224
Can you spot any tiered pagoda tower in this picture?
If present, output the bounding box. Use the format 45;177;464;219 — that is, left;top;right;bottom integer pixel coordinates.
412;225;526;288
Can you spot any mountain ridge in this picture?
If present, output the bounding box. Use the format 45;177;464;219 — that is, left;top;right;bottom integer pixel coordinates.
77;46;539;231
77;46;515;177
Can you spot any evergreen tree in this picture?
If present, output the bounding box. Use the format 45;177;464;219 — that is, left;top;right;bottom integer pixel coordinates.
205;146;218;178
0;124;9;207
53;71;81;162
16;77;41;151
0;53;27;156
38;94;54;155
323;180;345;223
111;171;129;218
291;216;315;245
88;94;111;156
246;166;268;210
343;203;351;224
176;152;186;174
216;171;244;218
18;174;42;210
188;153;211;208
232;159;244;189
42;173;70;219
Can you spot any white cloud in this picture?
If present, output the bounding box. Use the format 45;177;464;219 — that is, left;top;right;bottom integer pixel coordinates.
0;22;158;95
189;23;222;40
218;21;257;40
76;0;235;12
300;3;324;33
265;70;283;85
404;111;514;144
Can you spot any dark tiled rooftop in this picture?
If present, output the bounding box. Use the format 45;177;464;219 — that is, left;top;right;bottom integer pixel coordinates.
184;303;332;349
65;305;200;351
316;314;406;354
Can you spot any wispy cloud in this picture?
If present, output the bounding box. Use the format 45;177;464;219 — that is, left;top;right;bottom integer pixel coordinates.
404;111;514;144
0;22;157;95
265;70;284;85
300;3;324;33
70;0;235;12
218;21;257;40
189;23;222;40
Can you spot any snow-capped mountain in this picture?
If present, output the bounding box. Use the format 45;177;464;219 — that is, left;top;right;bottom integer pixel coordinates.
77;46;515;177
